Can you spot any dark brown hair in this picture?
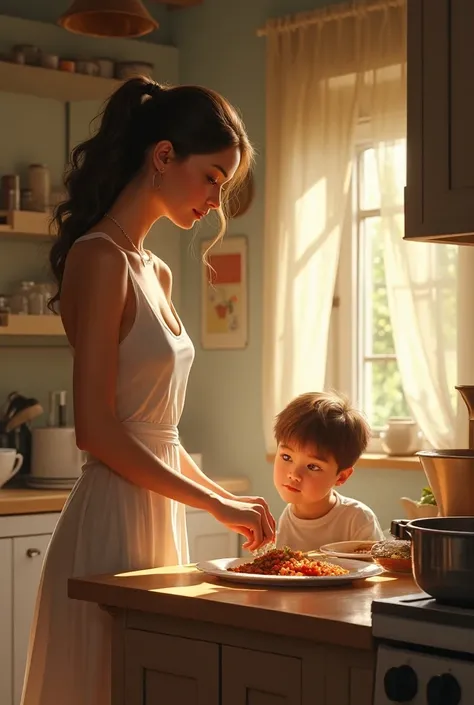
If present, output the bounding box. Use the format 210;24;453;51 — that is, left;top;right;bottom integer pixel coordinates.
49;77;254;309
274;392;371;470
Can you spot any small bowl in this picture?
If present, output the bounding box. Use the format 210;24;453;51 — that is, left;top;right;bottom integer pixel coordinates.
372;556;413;573
370;539;412;574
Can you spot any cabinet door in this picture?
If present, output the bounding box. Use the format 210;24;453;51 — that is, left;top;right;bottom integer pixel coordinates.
122;630;219;705
13;534;51;705
406;0;474;241
0;538;13;705
222;646;302;705
186;510;240;562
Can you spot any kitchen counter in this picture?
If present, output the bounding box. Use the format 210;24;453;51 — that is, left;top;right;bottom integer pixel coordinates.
69;563;417;705
0;476;251;516
69;562;416;651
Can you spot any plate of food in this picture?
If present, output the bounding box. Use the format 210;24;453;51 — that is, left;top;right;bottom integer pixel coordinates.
196;547;383;586
319;540;378;562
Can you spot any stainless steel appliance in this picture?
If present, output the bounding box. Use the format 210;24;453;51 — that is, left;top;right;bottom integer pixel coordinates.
372;593;474;704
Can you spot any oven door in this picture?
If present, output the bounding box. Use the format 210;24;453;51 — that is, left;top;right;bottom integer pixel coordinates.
373;643;474;704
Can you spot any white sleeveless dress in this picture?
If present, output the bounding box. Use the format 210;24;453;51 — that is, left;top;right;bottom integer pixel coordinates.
20;232;195;705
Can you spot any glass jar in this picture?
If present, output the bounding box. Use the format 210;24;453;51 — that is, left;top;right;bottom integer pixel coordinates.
0;294;11;327
28;284;46;315
10;281;35;315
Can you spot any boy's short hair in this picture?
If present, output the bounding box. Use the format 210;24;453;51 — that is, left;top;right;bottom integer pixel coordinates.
274;391;371;470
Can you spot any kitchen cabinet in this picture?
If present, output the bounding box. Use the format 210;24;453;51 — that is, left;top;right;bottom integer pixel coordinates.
12;534;52;705
0;513;59;705
109;612;370;705
405;0;474;244
0;538;13;705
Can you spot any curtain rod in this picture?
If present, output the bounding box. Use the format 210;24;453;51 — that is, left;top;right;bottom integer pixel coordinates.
256;0;405;38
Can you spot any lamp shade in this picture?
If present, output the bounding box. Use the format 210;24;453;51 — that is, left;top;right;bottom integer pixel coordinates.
57;0;159;38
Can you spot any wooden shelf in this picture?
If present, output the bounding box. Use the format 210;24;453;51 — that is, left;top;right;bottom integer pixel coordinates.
0;210;54;238
0;60;120;102
266;452;424;470
0;315;64;336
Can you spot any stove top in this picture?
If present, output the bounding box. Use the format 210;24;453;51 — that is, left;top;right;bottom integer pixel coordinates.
372;592;474;630
372;595;474;704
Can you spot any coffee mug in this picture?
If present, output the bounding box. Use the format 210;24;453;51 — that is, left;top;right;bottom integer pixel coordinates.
0;448;24;488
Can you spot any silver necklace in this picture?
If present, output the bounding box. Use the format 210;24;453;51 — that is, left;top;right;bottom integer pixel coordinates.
104;213;153;266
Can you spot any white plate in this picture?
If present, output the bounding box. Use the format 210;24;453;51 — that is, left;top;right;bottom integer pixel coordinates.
196;556;383;587
319;541;378;562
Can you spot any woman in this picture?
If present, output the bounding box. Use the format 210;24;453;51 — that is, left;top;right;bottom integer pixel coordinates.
21;77;275;705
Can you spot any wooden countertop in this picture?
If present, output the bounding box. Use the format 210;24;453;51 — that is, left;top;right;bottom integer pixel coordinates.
69;562;417;651
0;476;251;516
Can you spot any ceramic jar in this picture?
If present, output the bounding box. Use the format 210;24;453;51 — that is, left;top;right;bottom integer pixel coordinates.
380;417;423;456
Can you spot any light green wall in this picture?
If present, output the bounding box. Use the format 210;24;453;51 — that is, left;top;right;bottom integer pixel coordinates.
171;0;427;529
0;14;180;424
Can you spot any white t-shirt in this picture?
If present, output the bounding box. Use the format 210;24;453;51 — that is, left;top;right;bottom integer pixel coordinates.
276;492;384;553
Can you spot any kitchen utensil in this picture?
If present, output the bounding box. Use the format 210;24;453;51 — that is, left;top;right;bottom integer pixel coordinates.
196;556;383;587
0;448;23;488
407;516;474;607
456;384;474;448
48;390;67;427
3;392;43;433
416;450;474;516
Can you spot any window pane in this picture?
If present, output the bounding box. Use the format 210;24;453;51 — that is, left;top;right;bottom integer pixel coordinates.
360;141;406;210
361;216;395;356
360;148;380;210
363;359;410;428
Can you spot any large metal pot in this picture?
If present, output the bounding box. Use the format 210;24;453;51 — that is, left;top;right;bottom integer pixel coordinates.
407;517;474;607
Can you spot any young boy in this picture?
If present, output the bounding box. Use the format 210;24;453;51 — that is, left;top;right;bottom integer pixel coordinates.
274;391;384;552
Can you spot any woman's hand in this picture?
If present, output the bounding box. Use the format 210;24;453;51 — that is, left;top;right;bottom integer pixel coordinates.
233;495;276;537
210;496;276;552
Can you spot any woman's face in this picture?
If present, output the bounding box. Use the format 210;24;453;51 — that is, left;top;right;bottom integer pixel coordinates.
154;144;241;229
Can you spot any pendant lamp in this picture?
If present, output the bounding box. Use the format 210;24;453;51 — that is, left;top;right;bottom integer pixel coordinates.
57;0;159;38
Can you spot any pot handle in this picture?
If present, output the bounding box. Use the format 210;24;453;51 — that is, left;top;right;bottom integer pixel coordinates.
391;519;411;540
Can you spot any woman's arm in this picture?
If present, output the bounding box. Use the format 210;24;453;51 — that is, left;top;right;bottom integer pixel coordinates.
179;446;236;500
179;445;276;534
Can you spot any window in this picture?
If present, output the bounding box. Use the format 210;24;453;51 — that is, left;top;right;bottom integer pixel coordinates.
356;142;410;429
330;136;457;436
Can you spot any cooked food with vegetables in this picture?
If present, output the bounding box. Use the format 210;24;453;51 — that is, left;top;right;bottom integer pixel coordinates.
370;539;412;573
228;547;349;576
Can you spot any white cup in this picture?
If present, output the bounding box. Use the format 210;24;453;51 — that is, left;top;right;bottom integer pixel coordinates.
0;448;24;488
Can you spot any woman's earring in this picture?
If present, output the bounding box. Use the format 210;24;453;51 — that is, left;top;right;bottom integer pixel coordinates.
152;168;165;190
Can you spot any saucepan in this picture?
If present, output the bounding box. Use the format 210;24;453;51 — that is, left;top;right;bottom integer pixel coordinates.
406;517;474;607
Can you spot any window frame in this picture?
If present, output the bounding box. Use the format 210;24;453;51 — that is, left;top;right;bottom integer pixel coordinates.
328;123;407;449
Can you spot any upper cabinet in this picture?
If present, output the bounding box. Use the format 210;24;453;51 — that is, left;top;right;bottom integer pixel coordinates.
405;0;474;244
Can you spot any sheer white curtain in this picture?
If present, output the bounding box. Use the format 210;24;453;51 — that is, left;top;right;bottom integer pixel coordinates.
261;0;407;453
262;11;360;452
369;5;458;448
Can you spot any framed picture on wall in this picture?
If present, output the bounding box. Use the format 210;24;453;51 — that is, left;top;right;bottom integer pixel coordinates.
201;235;248;350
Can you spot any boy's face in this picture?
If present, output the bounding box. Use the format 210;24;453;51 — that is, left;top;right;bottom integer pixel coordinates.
273;440;353;506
